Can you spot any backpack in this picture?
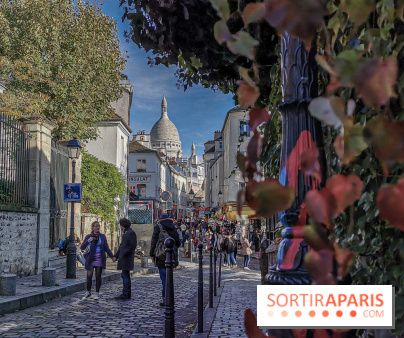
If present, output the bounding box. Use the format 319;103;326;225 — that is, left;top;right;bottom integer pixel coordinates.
154;224;171;260
61;237;70;254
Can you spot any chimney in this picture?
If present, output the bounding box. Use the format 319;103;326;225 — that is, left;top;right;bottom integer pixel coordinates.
214;130;222;140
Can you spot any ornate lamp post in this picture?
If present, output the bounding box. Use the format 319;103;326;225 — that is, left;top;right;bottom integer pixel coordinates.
66;137;81;279
265;35;327;285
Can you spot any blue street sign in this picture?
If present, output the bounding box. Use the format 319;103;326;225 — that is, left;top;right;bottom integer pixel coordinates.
64;183;82;202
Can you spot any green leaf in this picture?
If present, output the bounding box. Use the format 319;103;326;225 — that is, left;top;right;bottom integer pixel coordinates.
210;0;230;20
214;20;232;44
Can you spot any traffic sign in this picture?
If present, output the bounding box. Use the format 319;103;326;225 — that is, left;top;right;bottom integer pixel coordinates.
64;183;82;202
161;191;170;201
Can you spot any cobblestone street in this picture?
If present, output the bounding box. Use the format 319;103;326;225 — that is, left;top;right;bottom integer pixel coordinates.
0;255;261;337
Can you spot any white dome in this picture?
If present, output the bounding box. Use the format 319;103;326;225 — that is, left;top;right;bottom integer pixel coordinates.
150;117;180;142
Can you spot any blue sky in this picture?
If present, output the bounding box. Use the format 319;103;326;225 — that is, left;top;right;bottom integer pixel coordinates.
99;2;236;159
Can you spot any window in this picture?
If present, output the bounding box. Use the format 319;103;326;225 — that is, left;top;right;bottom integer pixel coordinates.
137;159;146;172
239;120;250;137
137;184;146;197
140;136;144;141
219;142;223;149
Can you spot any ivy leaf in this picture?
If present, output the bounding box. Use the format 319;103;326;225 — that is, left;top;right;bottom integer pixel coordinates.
326;174;363;214
304;250;336;285
299;146;321;180
308;97;342;129
245;179;295;218
210;0;230;20
227;31;259;60
305;188;337;228
236;80;260;108
341;0;375;29
377;178;404;231
214;20;232;43
263;0;327;48
248;107;270;131
363;116;404;172
242;3;266;27
355;57;398;108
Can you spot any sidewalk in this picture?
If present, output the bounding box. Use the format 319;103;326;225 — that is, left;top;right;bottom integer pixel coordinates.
0;253;197;316
191;268;261;338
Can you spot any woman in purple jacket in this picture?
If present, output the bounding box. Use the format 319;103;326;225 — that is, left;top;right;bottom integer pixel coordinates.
80;221;114;300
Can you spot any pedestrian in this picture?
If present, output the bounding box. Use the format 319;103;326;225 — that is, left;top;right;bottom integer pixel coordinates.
80;221;114;300
241;235;252;270
252;229;260;252
224;235;237;268
150;213;181;306
181;222;187;246
113;218;137;300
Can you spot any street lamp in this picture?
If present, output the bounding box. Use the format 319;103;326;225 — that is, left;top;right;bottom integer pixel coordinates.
66;137;81;279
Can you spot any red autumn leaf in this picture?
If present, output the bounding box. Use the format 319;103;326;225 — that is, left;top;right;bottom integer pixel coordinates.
304;250;336;285
242;2;266;27
245;179;295;218
237;80;259;108
246;131;262;168
304;188;337;228
334;243;356;277
237;189;245;216
263;0;327;47
244;308;268;338
299;147;321;179
326;174;363;214
363;116;404;172
236;152;247;173
377;178;404;231
355;57;398;108
248;107;270;131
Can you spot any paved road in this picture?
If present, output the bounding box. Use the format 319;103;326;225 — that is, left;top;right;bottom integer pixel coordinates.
0;255;261;337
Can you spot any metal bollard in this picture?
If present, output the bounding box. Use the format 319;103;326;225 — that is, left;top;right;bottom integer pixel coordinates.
209;245;213;308
198;243;203;333
218;251;222;288
165;238;175;338
214;248;217;296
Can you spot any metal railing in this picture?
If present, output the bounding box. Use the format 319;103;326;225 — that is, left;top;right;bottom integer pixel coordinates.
0;113;30;207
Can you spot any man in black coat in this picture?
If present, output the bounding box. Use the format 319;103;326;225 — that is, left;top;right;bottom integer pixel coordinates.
150;213;181;306
113;218;137;300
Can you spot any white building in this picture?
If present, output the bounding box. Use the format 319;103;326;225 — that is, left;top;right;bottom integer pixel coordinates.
84;77;133;218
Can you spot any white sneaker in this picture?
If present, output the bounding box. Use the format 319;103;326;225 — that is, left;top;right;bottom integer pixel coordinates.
244;267;250;270
94;292;100;300
82;291;91;300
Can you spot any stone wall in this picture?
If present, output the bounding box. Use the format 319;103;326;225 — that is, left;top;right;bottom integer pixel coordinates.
131;223;154;253
0;211;37;276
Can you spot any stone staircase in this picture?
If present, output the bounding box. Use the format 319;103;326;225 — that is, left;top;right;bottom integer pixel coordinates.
48;249;66;269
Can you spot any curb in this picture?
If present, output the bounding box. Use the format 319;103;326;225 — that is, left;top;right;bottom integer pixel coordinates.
0;261;195;316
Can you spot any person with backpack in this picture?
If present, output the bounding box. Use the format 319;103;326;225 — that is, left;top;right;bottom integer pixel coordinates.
150;213;180;307
113;218;137;300
224;234;237;268
80;222;114;300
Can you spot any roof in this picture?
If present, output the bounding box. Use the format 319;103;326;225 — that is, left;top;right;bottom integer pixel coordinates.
129;140;153;152
221;106;248;133
108;113;132;133
150;97;181;143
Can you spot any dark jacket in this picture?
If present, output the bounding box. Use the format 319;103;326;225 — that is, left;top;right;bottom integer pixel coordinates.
114;228;137;271
150;219;181;268
81;233;113;271
224;237;236;253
